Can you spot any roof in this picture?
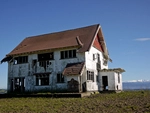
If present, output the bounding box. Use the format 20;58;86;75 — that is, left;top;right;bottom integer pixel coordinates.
63;62;85;76
1;24;111;63
7;24;100;56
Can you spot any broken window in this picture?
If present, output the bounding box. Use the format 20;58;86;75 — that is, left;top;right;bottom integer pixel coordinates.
87;71;94;82
57;73;64;83
60;50;76;59
14;56;28;64
38;52;54;61
38;53;53;70
36;74;49;86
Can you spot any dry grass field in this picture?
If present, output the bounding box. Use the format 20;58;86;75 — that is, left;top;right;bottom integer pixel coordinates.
0;90;150;113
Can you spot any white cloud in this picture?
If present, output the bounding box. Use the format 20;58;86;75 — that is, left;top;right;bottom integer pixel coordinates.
135;38;150;41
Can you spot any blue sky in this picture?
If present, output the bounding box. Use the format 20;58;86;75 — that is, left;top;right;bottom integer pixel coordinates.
0;0;150;88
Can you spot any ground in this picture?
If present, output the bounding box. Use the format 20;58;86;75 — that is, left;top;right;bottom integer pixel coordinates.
0;90;150;113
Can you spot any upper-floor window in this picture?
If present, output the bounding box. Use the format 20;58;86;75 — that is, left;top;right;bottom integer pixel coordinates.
97;53;100;63
38;52;54;61
14;56;28;64
60;50;76;59
103;59;108;66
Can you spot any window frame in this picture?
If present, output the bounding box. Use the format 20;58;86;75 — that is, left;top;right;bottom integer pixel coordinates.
60;49;76;59
36;74;49;86
87;70;94;82
14;56;28;64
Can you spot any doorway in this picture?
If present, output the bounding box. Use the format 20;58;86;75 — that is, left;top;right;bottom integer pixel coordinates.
102;76;108;91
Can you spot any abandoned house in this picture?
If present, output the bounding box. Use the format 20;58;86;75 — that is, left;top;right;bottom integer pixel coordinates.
1;24;125;93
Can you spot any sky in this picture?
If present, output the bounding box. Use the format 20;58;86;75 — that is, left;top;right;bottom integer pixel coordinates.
0;0;150;89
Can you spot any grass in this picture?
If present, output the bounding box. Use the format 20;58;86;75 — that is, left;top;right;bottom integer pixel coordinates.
0;90;150;113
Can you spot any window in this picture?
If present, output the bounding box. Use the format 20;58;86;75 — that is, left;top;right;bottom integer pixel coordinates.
103;59;108;66
93;54;95;60
60;50;76;59
57;73;64;83
118;73;120;83
87;71;94;82
38;52;54;61
36;74;49;86
97;53;100;63
14;56;28;64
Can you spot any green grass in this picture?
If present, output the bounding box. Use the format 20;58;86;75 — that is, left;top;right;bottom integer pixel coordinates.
0;90;150;113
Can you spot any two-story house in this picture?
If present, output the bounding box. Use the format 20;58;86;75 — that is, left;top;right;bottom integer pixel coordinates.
1;24;125;93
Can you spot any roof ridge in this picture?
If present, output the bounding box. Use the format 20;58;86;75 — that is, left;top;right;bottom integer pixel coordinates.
26;24;100;39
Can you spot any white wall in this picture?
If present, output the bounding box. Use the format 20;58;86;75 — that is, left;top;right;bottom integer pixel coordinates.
99;71;123;91
7;48;86;92
84;46;108;91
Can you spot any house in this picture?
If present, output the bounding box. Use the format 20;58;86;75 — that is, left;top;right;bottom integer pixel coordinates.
1;24;125;93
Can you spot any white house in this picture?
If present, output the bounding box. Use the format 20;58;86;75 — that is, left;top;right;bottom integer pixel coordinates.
1;24;125;93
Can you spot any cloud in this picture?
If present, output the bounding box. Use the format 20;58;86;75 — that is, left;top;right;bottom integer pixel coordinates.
135;38;150;41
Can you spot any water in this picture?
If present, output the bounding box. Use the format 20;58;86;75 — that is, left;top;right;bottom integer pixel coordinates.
123;82;150;90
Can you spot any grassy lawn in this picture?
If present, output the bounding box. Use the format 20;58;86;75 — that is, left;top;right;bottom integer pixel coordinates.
0;90;150;113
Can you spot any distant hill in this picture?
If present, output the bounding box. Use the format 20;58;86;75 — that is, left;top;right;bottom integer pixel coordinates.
0;89;7;94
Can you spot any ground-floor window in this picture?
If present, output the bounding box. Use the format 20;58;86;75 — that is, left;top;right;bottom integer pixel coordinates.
57;73;64;83
87;71;94;82
36;74;49;86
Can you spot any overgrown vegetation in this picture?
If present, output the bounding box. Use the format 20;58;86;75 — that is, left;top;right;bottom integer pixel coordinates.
0;90;150;113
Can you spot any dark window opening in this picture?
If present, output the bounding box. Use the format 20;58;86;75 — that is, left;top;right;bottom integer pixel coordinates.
97;53;100;63
60;50;76;59
61;51;64;59
65;51;68;58
87;71;94;82
36;74;49;86
118;73;120;83
57;73;64;83
73;50;76;57
14;56;28;64
69;50;72;58
38;52;54;61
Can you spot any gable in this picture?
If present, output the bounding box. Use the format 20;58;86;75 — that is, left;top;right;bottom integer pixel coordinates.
93;35;104;52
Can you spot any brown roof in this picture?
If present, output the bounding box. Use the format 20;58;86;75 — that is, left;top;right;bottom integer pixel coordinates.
7;24;100;56
63;62;85;76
